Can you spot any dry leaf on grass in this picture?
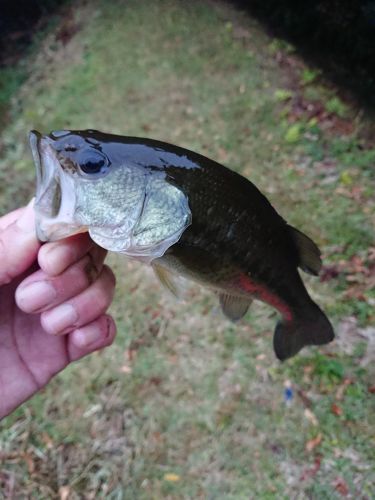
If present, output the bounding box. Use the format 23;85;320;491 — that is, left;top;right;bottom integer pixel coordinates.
59;486;71;500
304;409;319;426
164;473;180;482
305;433;322;452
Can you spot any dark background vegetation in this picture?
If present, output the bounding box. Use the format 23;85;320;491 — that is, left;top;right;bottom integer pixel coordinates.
0;0;63;61
238;0;375;109
2;0;375;108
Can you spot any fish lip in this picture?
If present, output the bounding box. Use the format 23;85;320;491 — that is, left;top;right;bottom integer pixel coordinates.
29;130;43;199
29;130;59;215
29;130;83;242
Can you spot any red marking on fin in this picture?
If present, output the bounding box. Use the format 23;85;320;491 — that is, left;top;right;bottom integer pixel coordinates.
237;274;293;322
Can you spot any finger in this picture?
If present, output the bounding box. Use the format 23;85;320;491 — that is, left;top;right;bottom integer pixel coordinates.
40;265;116;335
67;314;117;362
0;200;40;285
0;207;24;230
16;245;107;313
38;232;99;277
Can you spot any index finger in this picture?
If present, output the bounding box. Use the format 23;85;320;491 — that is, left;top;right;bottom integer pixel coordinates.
0;200;40;285
0;207;24;231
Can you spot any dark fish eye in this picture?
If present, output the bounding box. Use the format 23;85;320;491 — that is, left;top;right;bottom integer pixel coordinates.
79;151;108;174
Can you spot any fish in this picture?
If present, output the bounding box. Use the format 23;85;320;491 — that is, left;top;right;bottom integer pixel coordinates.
29;129;334;360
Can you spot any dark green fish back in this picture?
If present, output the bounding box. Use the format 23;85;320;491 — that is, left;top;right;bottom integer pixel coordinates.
159;156;303;304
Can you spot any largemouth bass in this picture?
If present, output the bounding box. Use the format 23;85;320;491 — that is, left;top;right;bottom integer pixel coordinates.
29;129;334;360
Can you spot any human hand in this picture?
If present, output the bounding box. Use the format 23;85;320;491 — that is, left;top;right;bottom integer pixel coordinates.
0;201;117;419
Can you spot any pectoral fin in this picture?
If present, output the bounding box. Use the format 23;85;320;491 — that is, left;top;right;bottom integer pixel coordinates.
153;264;180;298
219;293;252;321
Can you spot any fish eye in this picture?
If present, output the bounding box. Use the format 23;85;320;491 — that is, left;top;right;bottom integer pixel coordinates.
78;151;108;175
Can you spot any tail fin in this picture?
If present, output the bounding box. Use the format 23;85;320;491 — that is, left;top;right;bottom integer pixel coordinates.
273;302;334;361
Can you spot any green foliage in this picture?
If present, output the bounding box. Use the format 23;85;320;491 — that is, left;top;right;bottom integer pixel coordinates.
313;354;344;382
284;123;302;142
326;96;348;117
274;88;293;101
301;68;320;85
0;66;26;109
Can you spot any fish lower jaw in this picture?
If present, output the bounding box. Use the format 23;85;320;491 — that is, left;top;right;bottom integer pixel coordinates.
36;219;88;242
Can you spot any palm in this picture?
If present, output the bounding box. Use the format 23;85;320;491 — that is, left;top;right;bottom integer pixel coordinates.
0;275;69;417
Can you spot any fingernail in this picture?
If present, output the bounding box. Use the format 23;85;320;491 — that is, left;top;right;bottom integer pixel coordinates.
74;322;102;348
42;303;78;334
73;316;115;348
16;281;57;312
16;198;36;233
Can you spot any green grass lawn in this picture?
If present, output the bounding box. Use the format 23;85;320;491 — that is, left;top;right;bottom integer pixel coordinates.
0;0;374;497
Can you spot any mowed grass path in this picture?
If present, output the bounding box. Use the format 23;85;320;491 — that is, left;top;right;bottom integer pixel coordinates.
0;1;374;497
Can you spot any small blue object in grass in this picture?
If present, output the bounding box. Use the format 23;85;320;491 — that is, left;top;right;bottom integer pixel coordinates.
284;382;294;404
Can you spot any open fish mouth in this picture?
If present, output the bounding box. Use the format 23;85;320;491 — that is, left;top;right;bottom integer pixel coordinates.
29;130;84;242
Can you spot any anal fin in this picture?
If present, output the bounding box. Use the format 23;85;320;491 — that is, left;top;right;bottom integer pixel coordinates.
219;293;252;322
153;264;180;298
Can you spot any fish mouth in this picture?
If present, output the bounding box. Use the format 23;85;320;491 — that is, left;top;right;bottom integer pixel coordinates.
29;130;85;242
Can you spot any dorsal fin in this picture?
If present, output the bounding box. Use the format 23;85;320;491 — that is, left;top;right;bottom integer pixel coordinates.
219;293;252;322
288;226;322;276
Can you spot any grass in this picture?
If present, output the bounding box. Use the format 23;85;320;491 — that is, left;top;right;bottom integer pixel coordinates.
0;0;374;497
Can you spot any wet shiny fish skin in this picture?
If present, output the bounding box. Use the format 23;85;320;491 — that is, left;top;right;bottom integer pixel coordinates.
29;129;334;360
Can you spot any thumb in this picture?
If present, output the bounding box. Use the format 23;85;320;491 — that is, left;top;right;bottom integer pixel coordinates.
0;199;41;285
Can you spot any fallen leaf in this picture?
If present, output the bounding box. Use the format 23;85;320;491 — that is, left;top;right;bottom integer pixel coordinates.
41;432;54;450
149;376;162;386
164;473;180;482
305;433;322;452
300;456;321;480
343;286;366;300
297;389;312;408
335;378;352;400
126;349;137;361
304;409;318;426
22;452;35;475
331;403;343;416
350;254;366;273
59;486;71;500
320;264;341;282
333;477;349;496
120;365;132;374
368;247;375;262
